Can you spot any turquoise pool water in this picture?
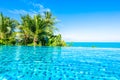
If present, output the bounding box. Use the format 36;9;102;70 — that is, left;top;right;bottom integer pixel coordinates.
0;46;120;80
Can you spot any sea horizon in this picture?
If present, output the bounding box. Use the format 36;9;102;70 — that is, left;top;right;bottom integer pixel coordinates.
66;42;120;48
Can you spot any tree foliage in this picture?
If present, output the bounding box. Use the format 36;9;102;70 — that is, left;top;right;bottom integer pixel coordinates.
0;12;66;46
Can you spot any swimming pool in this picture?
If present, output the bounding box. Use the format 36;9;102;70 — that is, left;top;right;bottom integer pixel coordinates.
0;46;120;80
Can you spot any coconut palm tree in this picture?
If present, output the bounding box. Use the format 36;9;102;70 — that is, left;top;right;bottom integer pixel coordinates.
37;11;57;46
0;13;6;43
0;12;66;46
19;14;34;45
0;13;19;45
20;11;57;46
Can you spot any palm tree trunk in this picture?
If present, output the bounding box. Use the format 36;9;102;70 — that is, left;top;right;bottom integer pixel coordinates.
33;36;38;46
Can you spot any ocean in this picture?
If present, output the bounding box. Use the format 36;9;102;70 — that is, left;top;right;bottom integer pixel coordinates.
67;42;120;48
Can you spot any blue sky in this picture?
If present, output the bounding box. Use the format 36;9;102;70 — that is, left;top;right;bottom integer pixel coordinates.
0;0;120;42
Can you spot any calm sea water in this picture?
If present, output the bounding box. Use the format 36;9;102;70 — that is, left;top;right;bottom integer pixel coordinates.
67;42;120;48
0;46;120;80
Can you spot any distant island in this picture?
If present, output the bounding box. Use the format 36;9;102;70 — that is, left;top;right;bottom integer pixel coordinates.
0;11;66;46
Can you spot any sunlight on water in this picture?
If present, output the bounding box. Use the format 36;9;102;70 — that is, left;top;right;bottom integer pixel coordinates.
0;46;120;80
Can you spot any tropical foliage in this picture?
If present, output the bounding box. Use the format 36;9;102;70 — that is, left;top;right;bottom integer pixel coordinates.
0;12;66;46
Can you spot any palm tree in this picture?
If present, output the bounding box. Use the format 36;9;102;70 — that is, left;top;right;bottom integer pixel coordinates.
48;34;66;46
19;14;34;45
1;11;66;46
0;12;66;46
20;11;57;46
0;13;19;45
0;13;6;44
37;11;57;46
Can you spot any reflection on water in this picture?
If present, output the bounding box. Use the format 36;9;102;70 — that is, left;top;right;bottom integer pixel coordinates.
0;46;62;64
15;46;21;61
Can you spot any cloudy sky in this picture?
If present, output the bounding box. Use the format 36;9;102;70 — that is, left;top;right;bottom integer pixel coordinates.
0;0;120;42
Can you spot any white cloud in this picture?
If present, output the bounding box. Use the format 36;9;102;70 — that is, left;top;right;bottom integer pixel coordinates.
30;2;51;13
8;2;51;16
32;3;44;9
45;8;51;12
9;9;28;15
